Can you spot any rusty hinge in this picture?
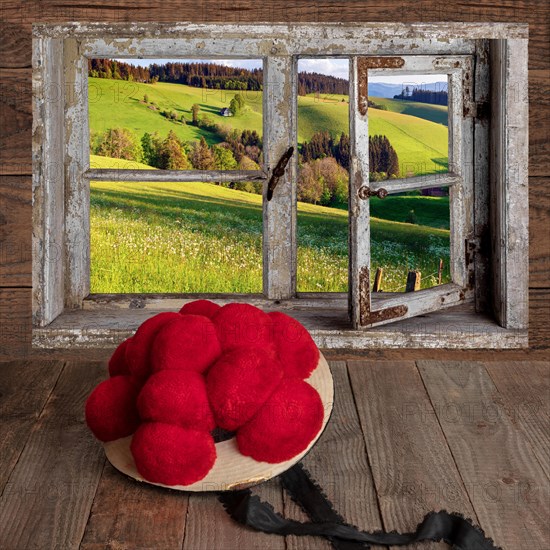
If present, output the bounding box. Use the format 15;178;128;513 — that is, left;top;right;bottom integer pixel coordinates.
464;100;490;120
267;147;294;201
358;186;388;200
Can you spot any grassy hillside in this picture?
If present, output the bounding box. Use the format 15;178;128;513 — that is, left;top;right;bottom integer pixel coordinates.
89;78;448;177
90;156;450;293
89;77;263;146
370;96;448;126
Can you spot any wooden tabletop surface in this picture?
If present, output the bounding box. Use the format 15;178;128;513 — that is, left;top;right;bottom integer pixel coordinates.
0;359;548;549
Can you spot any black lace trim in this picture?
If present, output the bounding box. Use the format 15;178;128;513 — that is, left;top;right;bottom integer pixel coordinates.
218;463;501;550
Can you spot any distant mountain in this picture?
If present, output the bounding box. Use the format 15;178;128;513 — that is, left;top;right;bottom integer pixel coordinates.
368;81;448;99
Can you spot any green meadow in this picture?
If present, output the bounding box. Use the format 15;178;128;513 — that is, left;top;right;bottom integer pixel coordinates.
90;156;450;293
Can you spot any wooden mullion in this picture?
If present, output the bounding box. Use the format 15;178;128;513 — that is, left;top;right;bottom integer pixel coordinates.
263;55;296;300
86;169;267;183
349;56;371;328
372;173;460;195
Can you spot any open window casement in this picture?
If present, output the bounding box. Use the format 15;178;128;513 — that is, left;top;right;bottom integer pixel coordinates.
32;23;529;349
349;55;475;328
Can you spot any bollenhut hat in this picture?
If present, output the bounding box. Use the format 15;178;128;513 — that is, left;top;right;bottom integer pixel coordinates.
85;300;334;491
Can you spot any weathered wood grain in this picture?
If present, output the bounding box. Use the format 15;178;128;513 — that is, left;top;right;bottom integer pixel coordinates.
0;288;31;360
32;301;528;350
80;462;188;549
285;362;383;550
183;480;285;549
530;177;550;288
489;39;529;329
63;38;90;310
0;69;31;175
263;55;296;300
1;1;548;68
418;361;550;549
0;176;31;286
87;168;266;182
529;70;550;177
1;287;548;360
348;360;476;550
0;360;64;493
0;361;106;549
32;37;65;326
485;361;550;479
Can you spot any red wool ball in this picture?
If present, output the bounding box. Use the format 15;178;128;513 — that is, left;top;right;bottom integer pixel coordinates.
151;315;221;374
108;338;131;377
206;348;283;431
236;378;324;463
131;422;216;486
85;375;141;442
138;370;215;431
269;312;320;379
213;303;275;352
179;299;221;319
125;312;181;380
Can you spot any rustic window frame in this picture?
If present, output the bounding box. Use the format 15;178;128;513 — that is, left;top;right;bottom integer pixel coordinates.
349;54;474;328
32;22;529;350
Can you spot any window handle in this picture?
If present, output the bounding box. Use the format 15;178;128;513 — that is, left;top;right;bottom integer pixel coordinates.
358;185;388;200
267;147;294;201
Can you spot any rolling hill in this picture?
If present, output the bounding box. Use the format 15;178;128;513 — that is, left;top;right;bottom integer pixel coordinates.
89;78;448;177
369;96;448;126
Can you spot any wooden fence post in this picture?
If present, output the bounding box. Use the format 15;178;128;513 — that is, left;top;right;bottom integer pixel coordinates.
372;267;383;292
437;259;444;285
406;270;421;292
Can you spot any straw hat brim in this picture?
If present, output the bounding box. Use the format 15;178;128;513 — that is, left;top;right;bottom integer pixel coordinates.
103;352;334;492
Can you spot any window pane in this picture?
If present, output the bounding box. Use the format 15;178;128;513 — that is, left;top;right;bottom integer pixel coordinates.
90;172;263;293
88;58;263;171
368;74;448;178
296;58;350;292
370;187;451;292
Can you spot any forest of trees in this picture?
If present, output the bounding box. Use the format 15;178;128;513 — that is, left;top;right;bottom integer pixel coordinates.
393;86;448;105
297;71;349;96
91;124;263;192
88;59;350;95
297;130;399;207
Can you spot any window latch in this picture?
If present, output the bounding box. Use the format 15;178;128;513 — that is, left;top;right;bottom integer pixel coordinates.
358;186;388;200
267;147;294;201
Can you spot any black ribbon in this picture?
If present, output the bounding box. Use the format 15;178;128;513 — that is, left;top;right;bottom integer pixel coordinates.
219;463;501;550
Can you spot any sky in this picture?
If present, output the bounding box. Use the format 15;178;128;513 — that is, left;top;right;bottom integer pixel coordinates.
114;58;446;85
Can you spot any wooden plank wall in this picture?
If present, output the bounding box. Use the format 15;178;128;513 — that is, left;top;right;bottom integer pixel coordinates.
0;1;548;359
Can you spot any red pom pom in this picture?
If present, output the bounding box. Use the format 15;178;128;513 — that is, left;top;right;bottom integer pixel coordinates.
108;338;131;377
206;348;283;431
138;370;215;431
269;312;319;379
85;376;141;442
236;378;324;463
213;303;274;352
151;315;221;374
131;422;216;486
125;312;181;379
179;299;221;319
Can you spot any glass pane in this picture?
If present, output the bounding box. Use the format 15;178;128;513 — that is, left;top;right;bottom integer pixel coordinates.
88;58;263;170
296;58;350;292
368;74;448;178
370;187;451;292
90;173;263;293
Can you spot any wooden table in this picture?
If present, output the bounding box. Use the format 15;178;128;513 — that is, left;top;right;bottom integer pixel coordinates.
0;360;548;549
